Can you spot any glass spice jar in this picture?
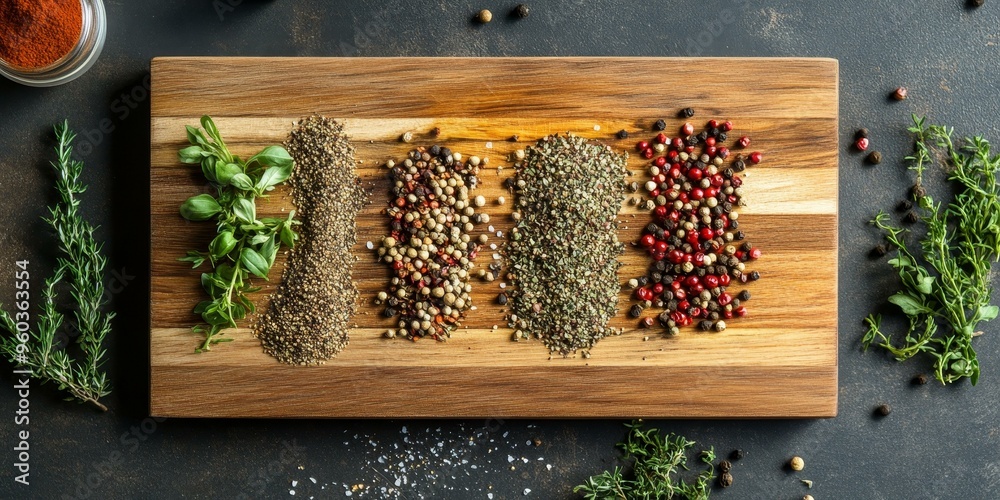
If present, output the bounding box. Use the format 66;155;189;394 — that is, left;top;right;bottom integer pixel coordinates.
0;0;107;87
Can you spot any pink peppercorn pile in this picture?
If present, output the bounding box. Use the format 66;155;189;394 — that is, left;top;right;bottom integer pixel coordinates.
630;117;762;333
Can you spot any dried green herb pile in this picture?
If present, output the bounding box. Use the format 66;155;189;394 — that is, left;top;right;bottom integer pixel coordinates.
864;115;1000;385
506;134;627;356
374;146;486;340
256;116;366;365
575;421;716;500
0;122;114;410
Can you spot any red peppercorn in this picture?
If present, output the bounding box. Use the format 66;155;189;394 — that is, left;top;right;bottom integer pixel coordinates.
672;137;685;149
718;274;731;286
674;288;686;300
693;252;706;265
722;120;733;131
855;137;869;151
655;133;668;144
652;283;664;294
737;136;750;148
654;240;668;253
717;292;733;306
705;146;717;157
642;148;654;159
717;147;730;159
723;310;733;319
640;233;656;247
636;140;649;151
690;307;703;318
669;166;681;178
710;174;724;187
650;188;660;198
749;247;762;259
735;306;748;317
654;205;668;219
671;311;689;325
690;188;704;201
749;152;762;164
681;122;694;136
654;156;668;168
667;149;679;160
703;275;719;288
705;136;716;147
677;300;690;311
684;145;695;154
688;167;703;181
636;287;654;301
685;275;700;287
699;227;714;240
707;119;718;128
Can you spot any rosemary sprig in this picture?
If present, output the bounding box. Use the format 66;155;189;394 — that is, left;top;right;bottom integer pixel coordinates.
574;421;716;500
178;116;299;352
0;122;114;411
863;115;1000;385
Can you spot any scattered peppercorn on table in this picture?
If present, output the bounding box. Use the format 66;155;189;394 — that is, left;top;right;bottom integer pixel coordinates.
149;57;839;418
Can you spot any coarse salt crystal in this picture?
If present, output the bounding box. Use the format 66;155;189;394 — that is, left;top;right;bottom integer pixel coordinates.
366;241;373;250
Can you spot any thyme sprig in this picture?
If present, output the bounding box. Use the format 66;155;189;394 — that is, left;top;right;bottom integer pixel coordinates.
863;115;1000;385
0;122;114;411
575;421;716;500
178;116;300;352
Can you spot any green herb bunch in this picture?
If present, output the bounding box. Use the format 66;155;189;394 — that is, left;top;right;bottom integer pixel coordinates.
575;421;716;500
864;115;1000;385
0;122;114;411
178;116;299;352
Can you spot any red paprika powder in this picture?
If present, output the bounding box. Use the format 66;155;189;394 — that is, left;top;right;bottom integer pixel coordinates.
0;0;83;70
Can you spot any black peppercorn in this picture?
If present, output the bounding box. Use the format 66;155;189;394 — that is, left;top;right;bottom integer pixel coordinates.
734;231;745;241
509;134;520;142
738;290;751;301
514;3;530;18
696;131;709;141
855;128;870;139
658;311;672;326
698;320;713;331
429;144;441;156
969;0;986;6
430;126;442;137
497;293;508;306
913;373;929;385
733;159;746;172
616;129;629;140
740;242;753;252
912;183;926;199
439;147;452;159
637;276;649;287
653;119;666;131
383;307;397;318
875;403;892;416
730;449;745;460
748;270;760;281
633;306;648;320
718;472;734;488
867;151;882;165
896;199;913;212
679;107;695;118
719;460;732;473
905;210;920;224
870;243;888;258
717;132;727;142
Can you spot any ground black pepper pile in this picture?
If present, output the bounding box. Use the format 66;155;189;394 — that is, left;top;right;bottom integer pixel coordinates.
374;146;485;340
506;134;627;356
255;115;367;365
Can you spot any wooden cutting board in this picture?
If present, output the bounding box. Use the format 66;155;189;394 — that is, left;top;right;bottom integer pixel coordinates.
150;57;838;418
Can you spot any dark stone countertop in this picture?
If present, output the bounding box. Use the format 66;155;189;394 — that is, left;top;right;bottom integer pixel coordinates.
1;1;999;498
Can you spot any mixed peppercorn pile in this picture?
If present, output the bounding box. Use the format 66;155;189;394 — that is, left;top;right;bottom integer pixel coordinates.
374;146;486;341
628;116;762;333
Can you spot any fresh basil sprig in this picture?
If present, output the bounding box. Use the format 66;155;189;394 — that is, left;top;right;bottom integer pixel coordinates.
178;116;300;352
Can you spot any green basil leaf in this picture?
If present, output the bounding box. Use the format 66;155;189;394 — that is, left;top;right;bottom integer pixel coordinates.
201;115;222;144
178;251;207;268
249;146;293;169
888;292;928;316
233;198;256;223
280;223;297;248
256;164;293;190
193;300;214;315
915;275;935;295
240;248;270;279
186;125;209;148
202;305;230;326
200;157;218;184
260;235;277;266
979;305;999;321
214;162;243;186
230;173;255;191
210;231;238;260
179;145;205;164
250;233;271;246
180;194;222;221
